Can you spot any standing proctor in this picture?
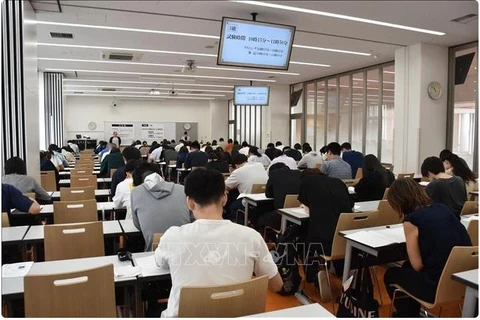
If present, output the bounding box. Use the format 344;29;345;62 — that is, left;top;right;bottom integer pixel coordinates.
109;131;121;147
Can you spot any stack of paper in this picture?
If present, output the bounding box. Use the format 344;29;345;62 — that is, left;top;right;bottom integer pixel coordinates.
114;265;141;278
2;261;34;278
345;226;405;248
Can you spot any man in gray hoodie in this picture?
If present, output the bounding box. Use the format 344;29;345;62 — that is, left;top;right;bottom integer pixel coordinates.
131;163;192;251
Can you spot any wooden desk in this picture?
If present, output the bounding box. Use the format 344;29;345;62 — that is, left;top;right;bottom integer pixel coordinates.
119;219;141;235
59;177;112;187
2;226;30;244
59;170;101;176
452;269;478;318
245;303;334;318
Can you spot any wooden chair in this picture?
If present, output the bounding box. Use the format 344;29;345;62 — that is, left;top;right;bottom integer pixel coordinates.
70;168;93;176
140;147;149;157
24;264;116;317
375;200;403;226
461;201;478;216
382;187;390;200
53;199;98;224
60;187;95;201
110;168;117;178
251;184;266;193
23;192;36;200
44;221;104;261
342;179;358;187
390;246;479;317
152;233;163;251
382;163;394;171
177;275;268;317
397;173;414;179
355;168;363;180
40;171;57;191
315;163;321;169
222;173;231;180
2;212;10;227
71;175;97;188
283;194;301;208
467;219;478;246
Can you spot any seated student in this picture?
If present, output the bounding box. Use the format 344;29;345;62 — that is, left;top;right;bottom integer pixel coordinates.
94;141;107;155
216;146;231;164
3;157;51;202
40;151;60;185
113;160;139;219
297;145;323;169
442;153;477;192
184;141;208;169
239;141;250;156
355;154;395;201
174;139;185;153
154;169;283;317
321;142;352;180
224;138;234;154
383;178;471;317
149;141;160;154
231;140;241;158
160;145;178;164
284;145;302;161
341;142;364;179
260;163;302;230
421;156;467;217
48;144;66;171
67;140;80;155
99;147;124;178
131;163;192;251
264;143;282;160
134;140;142;149
2;183;41;226
148;143;163;163
205;150;229;173
61;146;76;163
275;141;284;151
111;146;141;197
248;146;271;167
269;150;298;170
176;146;189;169
439;149;470;170
100;143;113;162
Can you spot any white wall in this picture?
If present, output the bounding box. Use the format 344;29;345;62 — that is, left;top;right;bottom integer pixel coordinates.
64;96;230;143
262;84;290;146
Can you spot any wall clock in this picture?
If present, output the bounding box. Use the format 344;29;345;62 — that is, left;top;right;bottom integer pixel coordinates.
88;121;97;130
427;81;443;100
183;123;192;131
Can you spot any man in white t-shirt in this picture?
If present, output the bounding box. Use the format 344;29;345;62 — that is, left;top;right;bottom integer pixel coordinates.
155;168;283;317
113;160;137;219
148;145;163;163
239;141;250;156
269;153;298;170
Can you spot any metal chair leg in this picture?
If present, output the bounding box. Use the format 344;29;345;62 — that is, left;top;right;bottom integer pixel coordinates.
323;260;336;313
389;289;399;317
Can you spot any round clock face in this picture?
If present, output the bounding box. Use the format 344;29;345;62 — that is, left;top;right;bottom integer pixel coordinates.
183;123;191;131
88;122;97;130
428;81;443;100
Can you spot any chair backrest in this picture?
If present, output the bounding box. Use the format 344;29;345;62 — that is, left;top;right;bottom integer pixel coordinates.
434;246;478;305
152;233;163;251
169;160;176;165
70;168;93;176
461;201;478;216
178;275;268;317
110;168;117;178
251;184;266;193
71;175;97;188
314;163;321;169
382;187;390;200
283;195;301;208
382;163;394;171
2;212;10;227
23;192;36;200
355;168;363;180
40;171;57;191
375;200;403;226
467;220;478;246
60;187;95;201
342;179;357;187
330;211;379;260
397;173;414;179
24;264;116;317
44;221;104;261
53;199;98;224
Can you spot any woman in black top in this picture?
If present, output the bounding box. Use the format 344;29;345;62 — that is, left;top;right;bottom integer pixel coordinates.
205;150;229;173
354;154;394;201
216;147;231;164
383;179;472;317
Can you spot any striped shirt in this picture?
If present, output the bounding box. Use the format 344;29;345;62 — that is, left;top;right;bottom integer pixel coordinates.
321;156;352;180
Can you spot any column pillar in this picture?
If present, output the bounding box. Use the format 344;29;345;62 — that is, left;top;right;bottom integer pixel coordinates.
44;72;64;147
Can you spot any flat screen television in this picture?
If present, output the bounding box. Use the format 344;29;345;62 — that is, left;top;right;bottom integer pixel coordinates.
217;17;296;70
234;86;270;106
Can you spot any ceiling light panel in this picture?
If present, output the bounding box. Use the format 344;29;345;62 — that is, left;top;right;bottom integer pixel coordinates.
64;90;226;96
64;85;232;93
65;93;217;100
63;79;235;88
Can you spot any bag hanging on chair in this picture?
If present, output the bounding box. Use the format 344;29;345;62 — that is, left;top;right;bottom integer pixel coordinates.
336;254;379;318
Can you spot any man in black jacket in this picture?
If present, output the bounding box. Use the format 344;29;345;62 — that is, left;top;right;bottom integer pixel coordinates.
110;146;141;197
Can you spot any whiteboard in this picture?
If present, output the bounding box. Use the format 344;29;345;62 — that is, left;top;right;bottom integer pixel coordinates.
104;121;178;145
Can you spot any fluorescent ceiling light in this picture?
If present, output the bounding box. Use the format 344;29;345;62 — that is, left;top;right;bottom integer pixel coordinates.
46;68;276;82
235;1;446;36
64;85;232;93
292;44;370;56
352;78;395;84
63;79;235;88
37;43;217;57
39;57;299;76
383;70;395;74
65;93;216;100
64;90;225;96
289;61;330;67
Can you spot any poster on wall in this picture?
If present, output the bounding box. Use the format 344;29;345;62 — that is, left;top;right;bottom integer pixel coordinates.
111;123;135;142
141;123;165;141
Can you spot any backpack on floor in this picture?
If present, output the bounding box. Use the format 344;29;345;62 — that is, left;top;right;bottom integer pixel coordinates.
273;225;301;296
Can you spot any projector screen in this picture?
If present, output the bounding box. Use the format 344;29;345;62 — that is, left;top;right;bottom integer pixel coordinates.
234;86;270;106
217;17;296;70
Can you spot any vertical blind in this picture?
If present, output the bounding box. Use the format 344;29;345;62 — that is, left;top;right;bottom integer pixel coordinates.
44;72;64;147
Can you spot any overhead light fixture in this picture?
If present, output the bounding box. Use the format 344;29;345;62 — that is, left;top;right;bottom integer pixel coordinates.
64;85;233;93
292;44;370;56
290;61;330;67
65;89;225;97
46;68;276;82
65;93;217;100
149;89;161;96
39;57;299;76
235;1;446;36
383;70;395;74
63;79;235;88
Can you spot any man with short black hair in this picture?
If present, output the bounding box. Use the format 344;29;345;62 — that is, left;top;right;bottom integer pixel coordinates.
155;169;283;317
110;146;141;196
340;142;363;179
321;142;352;180
275;141;284;151
269;150;297;170
297;145;323;169
421;156;467;216
284;145;302;161
184;141;208;169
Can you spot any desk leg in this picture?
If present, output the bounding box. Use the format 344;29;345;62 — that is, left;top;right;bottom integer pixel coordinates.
462;286;478;317
177;171;180;184
135;281;143;317
342;241;353;283
244;203;249;226
281;216;287;233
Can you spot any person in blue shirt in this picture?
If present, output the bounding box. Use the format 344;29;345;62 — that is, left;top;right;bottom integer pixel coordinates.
2;183;41;226
40;151;60;185
95;141;108;154
184;141;208;169
340;142;364;179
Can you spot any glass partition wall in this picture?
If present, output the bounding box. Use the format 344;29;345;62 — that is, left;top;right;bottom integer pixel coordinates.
290;62;395;162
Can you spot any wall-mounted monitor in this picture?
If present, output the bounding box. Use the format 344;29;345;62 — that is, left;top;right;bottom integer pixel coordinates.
234;86;270;106
217;17;296;70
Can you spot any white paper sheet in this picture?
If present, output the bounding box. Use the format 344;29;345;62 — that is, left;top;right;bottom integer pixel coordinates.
368;227;406;244
2;261;34;278
348;186;355;194
134;255;167;276
345;230;396;248
419;181;429;187
114;265;141;278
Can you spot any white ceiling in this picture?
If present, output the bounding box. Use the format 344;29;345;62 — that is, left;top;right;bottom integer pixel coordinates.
32;0;478;100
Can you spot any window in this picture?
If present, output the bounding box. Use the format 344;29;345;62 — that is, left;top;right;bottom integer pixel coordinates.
305;82;315;146
289;84;303;145
338;76;351;145
366;69;380;155
352;72;365;152
316;80;326;150
326;78;338;144
382;65;395;164
228;99;264;147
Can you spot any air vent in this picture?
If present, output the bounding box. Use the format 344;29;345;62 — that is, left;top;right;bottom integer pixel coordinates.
73;92;83;94
451;14;478;24
185;91;204;94
50;32;73;39
101;51;143;62
101;88;116;92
